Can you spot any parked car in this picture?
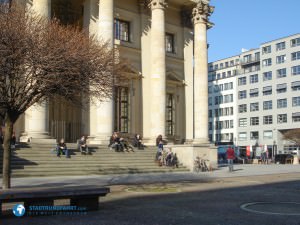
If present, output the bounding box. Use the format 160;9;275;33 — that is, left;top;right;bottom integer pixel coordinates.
274;154;294;164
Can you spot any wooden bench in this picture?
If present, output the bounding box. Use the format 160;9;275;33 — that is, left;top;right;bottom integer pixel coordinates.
0;185;110;216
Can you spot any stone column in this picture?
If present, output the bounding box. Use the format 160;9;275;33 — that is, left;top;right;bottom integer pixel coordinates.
148;0;167;142
182;9;194;144
20;0;52;143
192;0;214;144
88;0;114;144
30;0;51;17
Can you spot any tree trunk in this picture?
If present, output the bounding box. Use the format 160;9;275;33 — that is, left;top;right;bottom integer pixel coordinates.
2;114;13;189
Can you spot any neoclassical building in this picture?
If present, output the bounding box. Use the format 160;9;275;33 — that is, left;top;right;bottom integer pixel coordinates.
13;0;213;145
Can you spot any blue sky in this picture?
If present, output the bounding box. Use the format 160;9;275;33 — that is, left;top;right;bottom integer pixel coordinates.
208;0;299;62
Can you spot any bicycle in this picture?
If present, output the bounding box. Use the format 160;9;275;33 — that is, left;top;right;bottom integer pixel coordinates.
194;156;210;172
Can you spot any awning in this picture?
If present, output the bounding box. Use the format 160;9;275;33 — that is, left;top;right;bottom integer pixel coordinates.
250;88;259;94
263;86;272;92
277;83;287;90
292;81;300;87
292;112;300;117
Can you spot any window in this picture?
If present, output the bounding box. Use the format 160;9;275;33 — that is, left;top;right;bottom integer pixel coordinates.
220;63;224;69
230;60;234;66
224;94;233;103
215;96;223;105
277;98;287;108
224;107;233;116
224;82;233;90
276;42;286;51
208;86;212;93
238;132;247;141
114;19;130;42
225;62;229;68
263;100;272;110
239;104;247;113
263;71;272;81
255;52;260;61
238;77;247;86
114;86;129;133
263;130;273;139
243;54;251;63
208;110;212;118
166;94;175;135
250;117;259;126
262;45;271;54
230;120;234;128
209;122;212;130
278;114;287;123
239;90;247;99
276;55;286;64
292;65;300;75
222;72;226;78
214;64;218;70
165;33;175;53
227;71;232;77
292;81;300;91
292;112;300;122
208;97;212;105
263;86;272;96
262;58;272;67
250;102;259;112
292;51;300;61
250;131;259;140
263;115;273;124
292;96;300;107
249;88;259;98
291;38;300;47
277;83;287;94
250;74;258;83
277;68;286;78
239;118;247;127
214;109;219;117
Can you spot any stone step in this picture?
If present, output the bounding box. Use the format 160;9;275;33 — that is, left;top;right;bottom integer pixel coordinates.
9;168;188;177
0;143;187;178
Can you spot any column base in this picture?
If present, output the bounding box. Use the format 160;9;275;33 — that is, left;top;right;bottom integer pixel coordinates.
88;135;110;145
190;138;210;145
20;132;56;144
167;144;217;171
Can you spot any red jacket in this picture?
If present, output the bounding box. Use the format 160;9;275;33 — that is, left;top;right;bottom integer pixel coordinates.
227;147;235;159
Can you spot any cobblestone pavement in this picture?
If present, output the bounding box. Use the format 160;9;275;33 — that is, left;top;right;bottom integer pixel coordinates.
1;164;300;225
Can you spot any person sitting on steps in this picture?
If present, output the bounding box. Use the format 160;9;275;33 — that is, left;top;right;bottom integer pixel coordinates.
132;134;145;150
109;132;122;151
79;135;90;155
56;138;70;158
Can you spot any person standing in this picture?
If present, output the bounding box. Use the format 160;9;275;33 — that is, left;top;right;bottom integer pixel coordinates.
227;146;235;172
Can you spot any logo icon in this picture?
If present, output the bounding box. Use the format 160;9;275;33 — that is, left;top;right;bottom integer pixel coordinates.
12;204;26;217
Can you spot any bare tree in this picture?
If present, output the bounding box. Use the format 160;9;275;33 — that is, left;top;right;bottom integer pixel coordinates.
282;129;300;147
0;4;126;189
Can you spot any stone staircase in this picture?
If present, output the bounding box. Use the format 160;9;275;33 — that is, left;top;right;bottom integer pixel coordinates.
0;143;189;178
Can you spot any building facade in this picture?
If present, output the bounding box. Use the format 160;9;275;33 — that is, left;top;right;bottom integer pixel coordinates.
11;0;214;145
209;33;300;155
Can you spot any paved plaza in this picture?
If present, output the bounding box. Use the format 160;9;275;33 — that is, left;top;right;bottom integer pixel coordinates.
1;164;300;225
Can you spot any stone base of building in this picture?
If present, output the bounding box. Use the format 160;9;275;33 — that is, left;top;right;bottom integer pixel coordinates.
87;135;110;145
167;143;218;171
19;133;56;144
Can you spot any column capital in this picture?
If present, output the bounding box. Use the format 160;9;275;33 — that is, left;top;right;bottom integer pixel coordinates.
192;0;214;28
148;0;168;10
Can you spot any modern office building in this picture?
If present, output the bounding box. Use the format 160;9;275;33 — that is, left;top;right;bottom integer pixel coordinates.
208;33;300;155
